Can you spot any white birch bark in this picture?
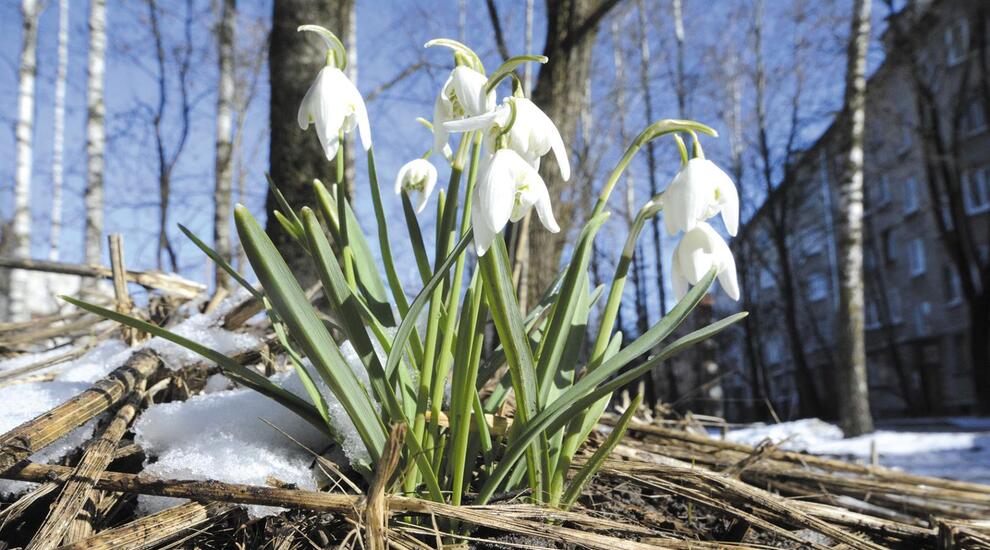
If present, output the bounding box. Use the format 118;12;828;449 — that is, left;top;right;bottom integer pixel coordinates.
49;0;69;261
836;0;874;436
213;0;236;289
84;0;108;268
9;0;42;321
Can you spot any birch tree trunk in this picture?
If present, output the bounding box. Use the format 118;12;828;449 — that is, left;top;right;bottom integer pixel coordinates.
267;0;353;284
9;0;41;321
49;0;69;261
836;0;874;436
213;0;236;290
84;0;108;269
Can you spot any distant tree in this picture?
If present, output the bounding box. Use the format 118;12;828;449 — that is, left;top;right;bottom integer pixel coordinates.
750;0;823;418
49;0;69;261
8;0;42;320
835;0;874;436
524;0;623;303
267;0;353;285
147;0;196;273
84;0;107;271
214;0;236;290
637;0;667;321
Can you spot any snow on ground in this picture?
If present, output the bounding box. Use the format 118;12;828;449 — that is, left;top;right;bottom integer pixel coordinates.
146;290;261;369
0;340;133;495
727;418;990;484
133;371;329;517
0;292;262;497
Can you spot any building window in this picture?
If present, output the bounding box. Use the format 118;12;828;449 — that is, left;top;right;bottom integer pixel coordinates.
765;336;783;365
903;178;919;214
944;265;962;305
759;267;774;289
882;228;897;263
908;238;926;276
963;166;990;214
962;100;988;136
865;299;880;329
913;301;931;336
945;19;970;66
803;229;823;255
807;273;828;302
874;175;892;207
888;288;902;323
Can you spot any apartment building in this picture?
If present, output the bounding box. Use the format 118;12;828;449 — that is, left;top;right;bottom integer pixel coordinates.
717;0;990;421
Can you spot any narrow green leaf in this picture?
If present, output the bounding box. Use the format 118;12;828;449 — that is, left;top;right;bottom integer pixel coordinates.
235;205;387;463
479;236;546;499
535;212;609;406
266;173;304;232
475;269;730;502
384;229;474;381
301;207;444;500
178;224;261;299
60;296;330;436
491;310;746;505
560;394;641;509
312;180;396;327
401;192;432;284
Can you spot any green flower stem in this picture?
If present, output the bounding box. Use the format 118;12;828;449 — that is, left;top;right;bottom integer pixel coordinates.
367;147;413;317
550;196;664;502
404;134;470;492
335;174;357;288
428;135;481;459
479;236;546;502
591;120;716;219
447;276;484;505
333;133;358;287
560;393;641;509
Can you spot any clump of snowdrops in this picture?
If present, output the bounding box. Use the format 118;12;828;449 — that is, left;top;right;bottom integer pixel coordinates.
68;27;746;509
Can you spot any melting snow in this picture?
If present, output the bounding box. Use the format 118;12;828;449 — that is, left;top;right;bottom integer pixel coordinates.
145;291;260;369
727;418;990;484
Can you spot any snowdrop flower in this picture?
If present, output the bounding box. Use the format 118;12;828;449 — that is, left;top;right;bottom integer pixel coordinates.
394;159;438;214
433;66;497;158
473;149;559;256
671;222;740;301
297;26;371;161
445;96;570;181
663;158;738;237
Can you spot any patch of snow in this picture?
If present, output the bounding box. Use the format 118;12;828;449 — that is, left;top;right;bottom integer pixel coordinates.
145;291;260;370
0;340;138;495
58;340;133;383
0;347;67;373
201;372;232;394
0;380;101;495
727;418;990;484
132;370;365;518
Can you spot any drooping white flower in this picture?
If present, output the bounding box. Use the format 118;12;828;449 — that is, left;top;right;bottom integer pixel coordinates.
297;65;371;160
472;149;559;256
444;96;570;181
663;158;738;237
671;222;740;301
433;66;497;158
394;159;438;214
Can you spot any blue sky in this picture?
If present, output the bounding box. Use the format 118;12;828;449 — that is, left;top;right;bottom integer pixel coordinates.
0;0;881;317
